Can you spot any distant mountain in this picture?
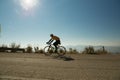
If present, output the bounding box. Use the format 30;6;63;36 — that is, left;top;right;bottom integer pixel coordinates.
103;46;120;53
65;45;120;53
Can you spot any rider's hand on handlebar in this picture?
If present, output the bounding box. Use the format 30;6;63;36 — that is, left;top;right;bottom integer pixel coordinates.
46;42;49;44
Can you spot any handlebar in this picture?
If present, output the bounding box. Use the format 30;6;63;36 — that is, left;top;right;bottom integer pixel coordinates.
46;42;52;45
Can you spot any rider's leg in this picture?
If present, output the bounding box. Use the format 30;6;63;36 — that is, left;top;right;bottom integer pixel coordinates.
53;40;60;53
53;42;58;53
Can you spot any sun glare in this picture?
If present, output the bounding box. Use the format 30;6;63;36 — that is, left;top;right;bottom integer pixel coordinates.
20;0;39;11
15;0;40;16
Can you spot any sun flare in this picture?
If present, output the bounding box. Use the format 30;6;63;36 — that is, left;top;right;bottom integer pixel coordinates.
20;0;39;11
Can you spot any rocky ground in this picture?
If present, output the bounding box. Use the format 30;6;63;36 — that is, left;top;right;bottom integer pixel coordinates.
0;53;120;80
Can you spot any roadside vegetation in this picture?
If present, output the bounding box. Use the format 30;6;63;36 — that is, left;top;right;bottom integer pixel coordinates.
0;43;110;54
82;46;108;55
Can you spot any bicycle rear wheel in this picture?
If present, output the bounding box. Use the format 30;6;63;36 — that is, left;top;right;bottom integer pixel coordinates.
44;46;54;56
57;46;66;56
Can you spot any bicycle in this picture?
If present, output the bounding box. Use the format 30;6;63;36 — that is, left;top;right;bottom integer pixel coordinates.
44;43;66;56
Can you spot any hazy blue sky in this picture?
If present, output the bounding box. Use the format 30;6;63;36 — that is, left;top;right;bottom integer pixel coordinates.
0;0;120;48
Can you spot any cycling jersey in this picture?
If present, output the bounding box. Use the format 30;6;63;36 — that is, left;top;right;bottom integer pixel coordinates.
51;35;60;40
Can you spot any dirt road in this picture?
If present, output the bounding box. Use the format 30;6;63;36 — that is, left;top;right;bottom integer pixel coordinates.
0;53;120;80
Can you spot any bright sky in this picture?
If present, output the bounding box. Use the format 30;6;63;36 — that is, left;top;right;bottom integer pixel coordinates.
0;0;120;48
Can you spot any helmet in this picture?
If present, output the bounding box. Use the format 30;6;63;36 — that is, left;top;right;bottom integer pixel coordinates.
50;34;53;37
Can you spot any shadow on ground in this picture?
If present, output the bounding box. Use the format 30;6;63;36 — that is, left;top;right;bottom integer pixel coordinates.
52;55;75;61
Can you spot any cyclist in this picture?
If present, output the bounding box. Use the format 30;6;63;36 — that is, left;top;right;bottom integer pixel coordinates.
47;34;61;53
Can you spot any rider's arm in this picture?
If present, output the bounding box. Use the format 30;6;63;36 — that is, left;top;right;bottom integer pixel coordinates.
47;39;53;44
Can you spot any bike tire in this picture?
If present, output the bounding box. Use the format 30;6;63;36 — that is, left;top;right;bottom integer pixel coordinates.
44;46;53;56
57;46;66;56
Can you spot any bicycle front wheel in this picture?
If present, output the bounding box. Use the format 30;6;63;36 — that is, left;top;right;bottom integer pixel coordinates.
44;46;53;56
57;46;66;56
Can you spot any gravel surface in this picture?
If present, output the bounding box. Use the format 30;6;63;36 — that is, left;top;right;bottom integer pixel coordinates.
0;53;120;80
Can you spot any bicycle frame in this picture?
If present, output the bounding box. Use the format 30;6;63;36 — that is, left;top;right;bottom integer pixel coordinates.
44;43;66;56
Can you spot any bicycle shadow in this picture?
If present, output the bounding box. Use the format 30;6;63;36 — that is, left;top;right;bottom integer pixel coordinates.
52;55;75;61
